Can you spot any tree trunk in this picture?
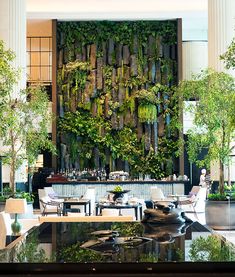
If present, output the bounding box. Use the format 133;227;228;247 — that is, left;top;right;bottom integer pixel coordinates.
219;160;224;194
10;157;16;193
10;130;16;193
228;160;231;187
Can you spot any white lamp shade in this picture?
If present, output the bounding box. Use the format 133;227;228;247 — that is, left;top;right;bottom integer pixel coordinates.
5;198;27;214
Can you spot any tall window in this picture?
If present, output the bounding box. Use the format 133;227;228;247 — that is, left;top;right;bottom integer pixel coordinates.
27;36;52;84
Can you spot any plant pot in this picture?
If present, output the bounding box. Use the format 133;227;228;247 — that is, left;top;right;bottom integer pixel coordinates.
205;200;235;230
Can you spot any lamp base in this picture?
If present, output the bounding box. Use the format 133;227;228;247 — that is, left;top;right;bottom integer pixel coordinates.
11;214;22;235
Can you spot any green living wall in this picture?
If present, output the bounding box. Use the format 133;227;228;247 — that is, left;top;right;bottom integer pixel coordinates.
57;20;180;178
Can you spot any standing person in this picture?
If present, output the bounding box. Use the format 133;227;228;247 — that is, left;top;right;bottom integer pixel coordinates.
199;169;207;187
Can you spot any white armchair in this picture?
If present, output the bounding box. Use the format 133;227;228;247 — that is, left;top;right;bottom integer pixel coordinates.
38;189;63;216
82;187;96;215
150;187;165;201
178;187;207;213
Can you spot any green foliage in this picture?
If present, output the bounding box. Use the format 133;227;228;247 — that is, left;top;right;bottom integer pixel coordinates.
139;253;158;262
176;69;235;193
59;110;139;166
59;242;104;262
0;40;18;101
189;235;235;262
135;89;159;106
57;21;177;49
15;191;34;202
138;104;157;123
113;185;123;192
103;65;113;93
57;21;179;176
0;186;34;202
207;193;227;201
130;148;164;179
16;232;54;262
221;37;235;70
65;60;90;91
0;41;56;192
59;107;180;179
111;222;144;237
224;183;235;191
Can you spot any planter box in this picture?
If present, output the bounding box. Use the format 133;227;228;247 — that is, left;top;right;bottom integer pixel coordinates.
205;200;235;230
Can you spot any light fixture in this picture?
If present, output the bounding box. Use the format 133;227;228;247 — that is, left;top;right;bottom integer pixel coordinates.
5;198;27;235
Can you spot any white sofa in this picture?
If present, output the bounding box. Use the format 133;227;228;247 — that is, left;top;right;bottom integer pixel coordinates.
0;211;39;249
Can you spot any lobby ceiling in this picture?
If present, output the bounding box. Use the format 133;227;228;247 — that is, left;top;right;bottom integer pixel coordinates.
26;0;207;20
26;0;208;40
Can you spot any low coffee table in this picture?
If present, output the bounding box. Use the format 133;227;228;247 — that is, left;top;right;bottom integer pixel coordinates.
96;203;142;220
63;198;91;216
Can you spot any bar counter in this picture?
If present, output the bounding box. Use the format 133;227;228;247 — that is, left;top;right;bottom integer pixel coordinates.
48;180;191;201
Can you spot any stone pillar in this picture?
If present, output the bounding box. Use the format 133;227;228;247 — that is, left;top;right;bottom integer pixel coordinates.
208;0;235;75
0;0;27;91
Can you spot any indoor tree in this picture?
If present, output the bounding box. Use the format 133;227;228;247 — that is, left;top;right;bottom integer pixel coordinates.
176;69;235;197
221;37;235;70
0;40;56;193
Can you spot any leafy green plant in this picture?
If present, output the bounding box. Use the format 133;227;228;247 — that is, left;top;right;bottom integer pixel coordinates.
221;38;235;70
111;222;144;237
57;21;180;176
0;186;34;202
59;242;104;262
135;89;159;123
16;232;54;262
15;191;34;202
189;235;235;262
57;21;177;50
139;253;158;262
176;69;235;195
224;183;235;192
0;40;56;193
207;193;227;201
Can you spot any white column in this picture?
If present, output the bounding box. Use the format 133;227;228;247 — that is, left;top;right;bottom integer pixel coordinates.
208;0;235;75
182;41;208;80
0;0;27;183
0;0;27;90
182;41;208;134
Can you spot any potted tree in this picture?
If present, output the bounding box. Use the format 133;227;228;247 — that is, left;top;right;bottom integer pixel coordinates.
176;68;235;229
0;40;56;213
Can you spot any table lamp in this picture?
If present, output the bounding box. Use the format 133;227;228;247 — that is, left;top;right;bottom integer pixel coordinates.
5;198;27;235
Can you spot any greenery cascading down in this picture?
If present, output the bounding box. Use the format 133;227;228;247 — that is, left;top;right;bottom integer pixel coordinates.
57;21;180;178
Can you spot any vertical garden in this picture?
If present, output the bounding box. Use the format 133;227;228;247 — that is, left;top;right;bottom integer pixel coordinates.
57;20;180;178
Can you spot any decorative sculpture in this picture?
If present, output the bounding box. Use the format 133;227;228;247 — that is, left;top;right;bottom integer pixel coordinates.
141;202;192;225
141;202;193;243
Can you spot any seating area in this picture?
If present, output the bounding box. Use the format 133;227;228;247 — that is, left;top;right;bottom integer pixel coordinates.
1;1;235;275
0;183;210;250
